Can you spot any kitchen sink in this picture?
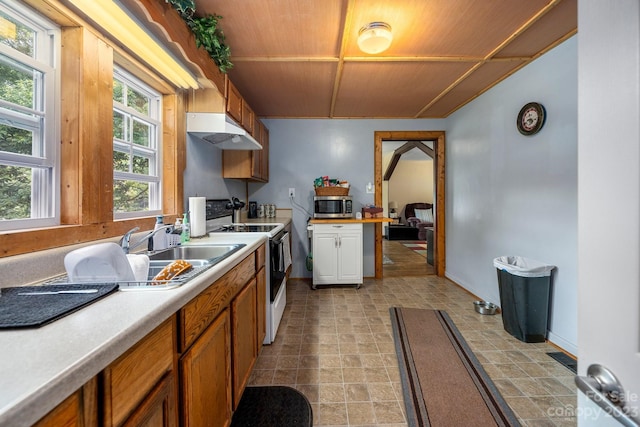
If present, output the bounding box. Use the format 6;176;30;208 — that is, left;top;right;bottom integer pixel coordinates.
117;244;246;290
47;244;247;291
146;259;212;280
148;244;245;262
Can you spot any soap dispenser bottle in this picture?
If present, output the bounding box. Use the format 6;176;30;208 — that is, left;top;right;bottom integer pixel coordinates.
152;215;167;251
181;212;190;243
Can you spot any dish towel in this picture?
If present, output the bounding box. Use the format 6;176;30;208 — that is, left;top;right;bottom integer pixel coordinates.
282;233;292;272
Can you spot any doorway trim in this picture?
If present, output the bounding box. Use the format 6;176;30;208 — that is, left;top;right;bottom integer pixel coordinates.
374;131;446;277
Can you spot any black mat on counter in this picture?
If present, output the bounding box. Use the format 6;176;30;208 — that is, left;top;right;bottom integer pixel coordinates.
0;284;119;329
231;386;312;427
547;351;577;374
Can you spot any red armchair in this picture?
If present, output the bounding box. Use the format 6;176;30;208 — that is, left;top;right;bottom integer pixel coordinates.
404;203;433;240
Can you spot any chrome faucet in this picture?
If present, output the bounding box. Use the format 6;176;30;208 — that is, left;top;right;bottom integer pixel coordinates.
119;225;172;254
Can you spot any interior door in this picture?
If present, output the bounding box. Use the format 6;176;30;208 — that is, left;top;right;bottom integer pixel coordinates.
577;1;640;425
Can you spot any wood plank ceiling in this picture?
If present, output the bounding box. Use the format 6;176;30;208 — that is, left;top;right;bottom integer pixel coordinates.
195;0;576;119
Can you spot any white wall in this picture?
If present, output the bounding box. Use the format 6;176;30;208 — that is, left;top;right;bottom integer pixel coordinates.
445;37;578;353
577;1;640;422
251;119;446;278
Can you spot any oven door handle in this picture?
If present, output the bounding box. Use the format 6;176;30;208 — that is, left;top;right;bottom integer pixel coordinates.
273;231;289;244
271;232;290;273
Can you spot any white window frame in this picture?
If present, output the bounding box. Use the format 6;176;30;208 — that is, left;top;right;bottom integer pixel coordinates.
112;67;162;219
0;0;60;231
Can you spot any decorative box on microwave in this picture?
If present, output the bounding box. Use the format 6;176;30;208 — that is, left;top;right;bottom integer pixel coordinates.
361;206;383;218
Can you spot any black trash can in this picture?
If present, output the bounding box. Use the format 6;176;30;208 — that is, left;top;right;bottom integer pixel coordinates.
493;256;555;343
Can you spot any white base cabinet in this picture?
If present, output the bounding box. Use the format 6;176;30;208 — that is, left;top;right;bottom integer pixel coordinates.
312;223;363;289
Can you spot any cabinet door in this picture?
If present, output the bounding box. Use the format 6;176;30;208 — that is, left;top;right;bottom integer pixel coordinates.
252;114;261;139
104;319;176;427
34;390;84;427
231;279;257;408
180;309;232;427
313;232;338;284
122;373;177;427
259;125;269;181
250;132;261;181
226;79;242;124
242;102;254;134
338;231;363;283
256;267;266;347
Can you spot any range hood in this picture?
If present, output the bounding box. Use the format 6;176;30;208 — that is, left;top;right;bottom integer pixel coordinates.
186;113;262;150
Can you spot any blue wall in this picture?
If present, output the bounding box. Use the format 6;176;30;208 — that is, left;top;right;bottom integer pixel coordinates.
183;134;246;211
251;119;446;278
183;37;578;353
446;37;577;353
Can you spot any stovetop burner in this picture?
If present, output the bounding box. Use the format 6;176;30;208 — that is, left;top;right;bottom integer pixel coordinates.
212;224;280;233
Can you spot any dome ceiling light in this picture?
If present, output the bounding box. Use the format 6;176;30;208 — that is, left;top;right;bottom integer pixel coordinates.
357;22;393;54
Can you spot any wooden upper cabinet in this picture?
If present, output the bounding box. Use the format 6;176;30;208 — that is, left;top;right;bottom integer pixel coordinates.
222;117;269;182
260;124;269;182
252;115;261;139
225;79;243;125
242;102;254;135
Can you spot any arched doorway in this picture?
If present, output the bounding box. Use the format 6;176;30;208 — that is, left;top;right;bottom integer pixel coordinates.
374;131;446;277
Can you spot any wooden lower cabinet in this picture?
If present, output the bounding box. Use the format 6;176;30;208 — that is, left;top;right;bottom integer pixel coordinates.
256;267;266;347
179;245;265;427
103;318;177;427
35;245;267;427
231;279;257;408
180;309;232;427
34;392;83;427
34;378;98;427
122;373;177;427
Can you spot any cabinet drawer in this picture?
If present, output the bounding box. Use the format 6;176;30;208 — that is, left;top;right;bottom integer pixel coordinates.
314;223;362;232
103;318;176;427
180;253;255;351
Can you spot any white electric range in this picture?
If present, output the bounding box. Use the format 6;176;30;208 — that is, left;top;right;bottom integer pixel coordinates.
205;199;290;344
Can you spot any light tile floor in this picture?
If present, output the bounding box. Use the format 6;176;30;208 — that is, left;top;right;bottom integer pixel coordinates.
249;276;577;426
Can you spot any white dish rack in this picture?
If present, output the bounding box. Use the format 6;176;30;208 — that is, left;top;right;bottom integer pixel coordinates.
45;262;212;291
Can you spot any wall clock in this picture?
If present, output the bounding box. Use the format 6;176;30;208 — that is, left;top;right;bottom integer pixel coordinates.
517;102;546;135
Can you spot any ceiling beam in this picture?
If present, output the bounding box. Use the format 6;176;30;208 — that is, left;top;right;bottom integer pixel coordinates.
414;0;565;118
329;0;354;118
383;141;434;181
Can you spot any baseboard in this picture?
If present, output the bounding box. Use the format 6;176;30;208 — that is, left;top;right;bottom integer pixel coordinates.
444;271;501;307
547;332;577;356
445;270;578;356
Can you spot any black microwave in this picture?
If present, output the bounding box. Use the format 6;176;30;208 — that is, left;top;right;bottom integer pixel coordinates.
314;195;353;219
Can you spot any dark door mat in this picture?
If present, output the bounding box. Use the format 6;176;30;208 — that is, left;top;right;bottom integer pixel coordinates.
0;284;119;329
231;386;312;427
547;351;577;374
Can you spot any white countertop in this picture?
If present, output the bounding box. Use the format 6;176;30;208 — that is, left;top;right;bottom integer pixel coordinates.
0;233;268;427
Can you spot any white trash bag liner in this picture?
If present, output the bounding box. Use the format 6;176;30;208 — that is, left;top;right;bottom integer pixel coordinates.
493;256;555;278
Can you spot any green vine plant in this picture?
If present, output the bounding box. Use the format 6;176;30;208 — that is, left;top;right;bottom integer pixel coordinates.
165;0;233;73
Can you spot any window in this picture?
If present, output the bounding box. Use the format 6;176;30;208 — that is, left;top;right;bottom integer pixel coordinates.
0;0;59;230
112;68;162;218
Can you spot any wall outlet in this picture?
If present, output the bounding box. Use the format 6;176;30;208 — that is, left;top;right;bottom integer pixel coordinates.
288;188;295;198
